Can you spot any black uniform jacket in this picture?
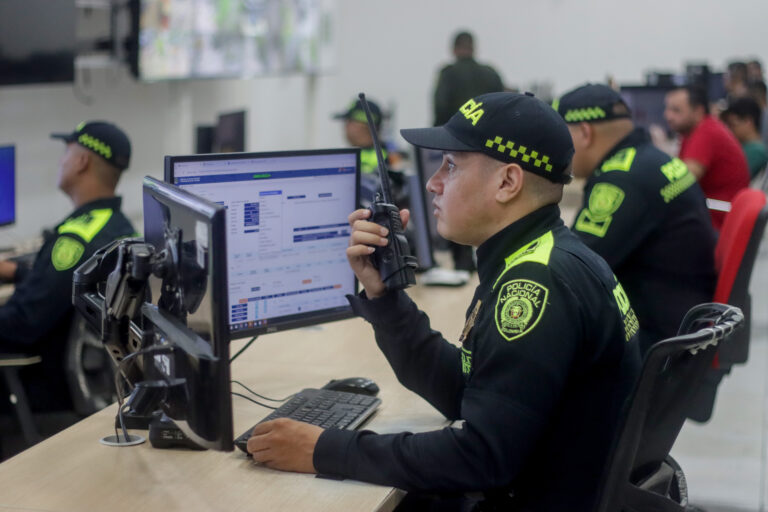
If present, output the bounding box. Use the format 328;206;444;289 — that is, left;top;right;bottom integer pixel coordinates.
433;57;504;126
314;204;641;511
0;197;134;407
572;128;717;348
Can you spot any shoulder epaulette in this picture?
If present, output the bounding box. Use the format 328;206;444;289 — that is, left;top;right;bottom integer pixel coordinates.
493;231;554;289
58;208;113;243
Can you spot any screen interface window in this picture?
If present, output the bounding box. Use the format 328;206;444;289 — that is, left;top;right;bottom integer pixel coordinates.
173;152;357;333
0;146;15;226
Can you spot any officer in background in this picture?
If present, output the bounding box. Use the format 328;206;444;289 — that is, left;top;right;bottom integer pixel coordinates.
432;31;504;274
0;121;135;410
556;84;716;351
245;93;641;511
333;97;390;174
333;97;408;206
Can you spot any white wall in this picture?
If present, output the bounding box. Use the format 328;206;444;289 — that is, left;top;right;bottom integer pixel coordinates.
1;0;767;243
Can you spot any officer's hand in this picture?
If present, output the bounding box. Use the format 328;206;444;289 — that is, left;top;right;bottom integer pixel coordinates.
346;208;410;299
246;418;322;473
0;260;17;282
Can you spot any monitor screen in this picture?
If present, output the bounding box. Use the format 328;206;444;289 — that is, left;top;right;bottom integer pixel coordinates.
142;176;232;451
130;0;332;81
214;111;246;153
619;86;672;133
165;149;359;340
0;1;76;86
0;146;15;227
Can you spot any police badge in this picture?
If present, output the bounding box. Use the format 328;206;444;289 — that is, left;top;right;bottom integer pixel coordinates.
495;279;548;341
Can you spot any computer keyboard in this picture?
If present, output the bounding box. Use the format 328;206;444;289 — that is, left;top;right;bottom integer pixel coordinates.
234;388;381;453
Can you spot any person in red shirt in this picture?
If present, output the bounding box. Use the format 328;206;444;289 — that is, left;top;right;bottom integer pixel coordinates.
664;85;750;230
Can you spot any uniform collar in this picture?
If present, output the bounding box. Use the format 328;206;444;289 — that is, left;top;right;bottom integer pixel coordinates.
599;126;649;166
475;204;562;284
67;196;122;220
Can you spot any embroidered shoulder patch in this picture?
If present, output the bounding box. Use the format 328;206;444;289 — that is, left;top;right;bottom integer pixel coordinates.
495;279;549;341
51;236;85;271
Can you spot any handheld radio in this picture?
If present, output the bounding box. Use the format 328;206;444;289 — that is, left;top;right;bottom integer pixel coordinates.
358;92;417;290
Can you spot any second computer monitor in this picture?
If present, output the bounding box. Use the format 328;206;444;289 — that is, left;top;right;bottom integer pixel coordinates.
0;145;15;227
165;149;360;340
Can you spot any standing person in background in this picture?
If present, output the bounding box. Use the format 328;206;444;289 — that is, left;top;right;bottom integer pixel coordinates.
746;59;764;85
664;85;750;230
433;30;504;273
721;97;768;178
748;80;768;149
725;61;749;99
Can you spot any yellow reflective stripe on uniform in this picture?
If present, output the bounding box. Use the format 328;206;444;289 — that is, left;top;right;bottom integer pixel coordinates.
493;231;554;289
360;148;386;174
601;147;637;173
58;208;113;243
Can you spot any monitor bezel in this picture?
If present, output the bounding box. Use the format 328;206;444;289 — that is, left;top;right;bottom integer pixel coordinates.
164;148;361;341
142;176;230;350
141;176;232;450
0;145;16;228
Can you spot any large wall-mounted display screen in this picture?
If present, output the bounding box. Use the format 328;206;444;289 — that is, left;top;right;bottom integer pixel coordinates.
132;0;335;81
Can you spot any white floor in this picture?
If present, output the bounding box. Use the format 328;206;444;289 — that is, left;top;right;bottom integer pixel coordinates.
672;237;768;512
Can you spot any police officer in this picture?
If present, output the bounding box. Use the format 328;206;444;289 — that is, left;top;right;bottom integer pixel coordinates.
0;121;135;409
556;84;717;351
245;93;641;511
333;98;389;176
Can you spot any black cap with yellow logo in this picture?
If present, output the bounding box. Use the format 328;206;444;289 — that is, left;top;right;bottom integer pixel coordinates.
333;99;384;128
555;83;631;124
51;121;131;171
400;92;574;183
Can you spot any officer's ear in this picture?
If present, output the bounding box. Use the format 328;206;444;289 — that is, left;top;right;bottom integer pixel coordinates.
576;122;595;147
71;146;90;176
495;162;524;204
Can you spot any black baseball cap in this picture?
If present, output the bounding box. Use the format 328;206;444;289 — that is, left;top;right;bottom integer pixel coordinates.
401;92;574;183
333;99;383;127
51;121;131;171
555;83;631;124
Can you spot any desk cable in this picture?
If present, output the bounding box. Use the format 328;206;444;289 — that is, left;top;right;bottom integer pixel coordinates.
231;380;295;410
230;336;258;363
114;345;174;443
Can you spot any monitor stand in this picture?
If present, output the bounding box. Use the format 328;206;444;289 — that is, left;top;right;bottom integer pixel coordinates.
99;433;145;447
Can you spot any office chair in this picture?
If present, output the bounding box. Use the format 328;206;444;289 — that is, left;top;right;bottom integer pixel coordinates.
688;188;767;422
0;353;43;447
595;303;744;512
64;313;117;416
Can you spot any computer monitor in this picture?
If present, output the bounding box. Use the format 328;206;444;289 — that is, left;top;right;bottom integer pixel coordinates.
141;176;232;450
165;149;360;341
619;86;672;134
195;125;215;154
0;145;14;227
214;111;246;153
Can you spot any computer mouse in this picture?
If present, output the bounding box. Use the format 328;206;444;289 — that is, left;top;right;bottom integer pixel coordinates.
322;377;380;396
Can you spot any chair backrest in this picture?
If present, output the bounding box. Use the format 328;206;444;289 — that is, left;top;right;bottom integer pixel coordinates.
714;188;767;304
712;188;767;368
64;312;117;416
595;303;744;512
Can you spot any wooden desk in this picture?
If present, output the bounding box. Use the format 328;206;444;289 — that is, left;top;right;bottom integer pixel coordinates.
0;281;477;512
